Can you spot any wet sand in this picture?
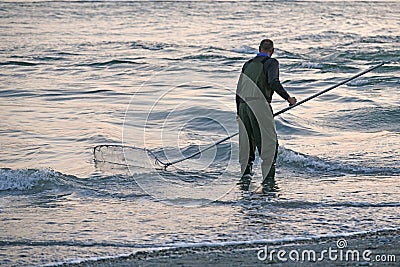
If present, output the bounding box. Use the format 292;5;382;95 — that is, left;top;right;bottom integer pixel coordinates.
62;229;399;266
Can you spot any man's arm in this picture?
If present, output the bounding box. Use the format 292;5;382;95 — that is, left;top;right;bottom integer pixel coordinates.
265;59;296;105
265;58;290;101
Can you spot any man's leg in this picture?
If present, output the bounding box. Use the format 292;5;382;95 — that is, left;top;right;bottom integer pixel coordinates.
247;102;277;182
262;142;278;184
244;136;255;176
238;104;255;177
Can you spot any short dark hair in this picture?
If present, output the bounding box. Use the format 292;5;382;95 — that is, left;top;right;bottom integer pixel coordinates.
259;39;274;52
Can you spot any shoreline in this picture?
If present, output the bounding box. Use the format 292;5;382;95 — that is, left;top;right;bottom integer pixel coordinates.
60;229;400;266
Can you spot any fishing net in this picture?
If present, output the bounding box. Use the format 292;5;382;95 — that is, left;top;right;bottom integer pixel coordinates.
93;141;241;205
93;144;160;169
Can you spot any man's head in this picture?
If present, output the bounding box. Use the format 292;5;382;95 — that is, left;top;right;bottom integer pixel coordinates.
259;39;274;55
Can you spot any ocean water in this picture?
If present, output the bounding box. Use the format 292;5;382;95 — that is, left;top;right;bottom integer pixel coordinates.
1;0;399;266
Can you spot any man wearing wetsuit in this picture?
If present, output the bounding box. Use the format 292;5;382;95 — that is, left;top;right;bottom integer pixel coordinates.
236;39;296;187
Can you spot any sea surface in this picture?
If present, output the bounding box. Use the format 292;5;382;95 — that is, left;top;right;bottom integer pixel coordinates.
0;0;399;266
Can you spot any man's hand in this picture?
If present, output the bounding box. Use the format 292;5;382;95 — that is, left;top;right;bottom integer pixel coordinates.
287;96;297;106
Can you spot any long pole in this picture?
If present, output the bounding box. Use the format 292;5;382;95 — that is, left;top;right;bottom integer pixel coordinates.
164;63;384;167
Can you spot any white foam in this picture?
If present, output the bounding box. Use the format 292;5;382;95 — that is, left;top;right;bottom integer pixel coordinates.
301;62;322;69
42;227;400;267
168;227;399;249
347;78;370;86
41;253;133;267
277;146;397;174
0;168;61;191
232;45;257;54
278;147;332;170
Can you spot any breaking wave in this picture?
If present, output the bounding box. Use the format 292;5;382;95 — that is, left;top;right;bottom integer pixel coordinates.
277;146;399;175
0;168;147;199
0;168;69;192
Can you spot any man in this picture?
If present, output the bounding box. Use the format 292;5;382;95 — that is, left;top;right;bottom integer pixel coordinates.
236;39;296;187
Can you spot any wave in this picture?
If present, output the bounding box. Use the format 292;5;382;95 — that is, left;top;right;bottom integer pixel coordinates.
232;45;258;54
181;54;245;61
38;228;400;267
85;59;142;67
131;41;170;51
33;56;67;61
359;35;400;44
0;89;36;98
324;106;400;133
338;50;398;63
277;146;399;175
295;61;359;72
235;198;400;209
56;51;81;56
7;226;400;249
346;78;371;86
0;239;152;249
0;168;68;192
0;61;38;66
300;62;323;69
0;168;147;199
